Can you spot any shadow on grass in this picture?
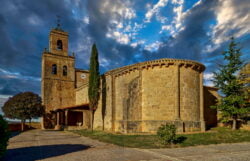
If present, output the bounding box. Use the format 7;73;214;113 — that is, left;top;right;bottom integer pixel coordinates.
174;136;187;144
3;144;90;161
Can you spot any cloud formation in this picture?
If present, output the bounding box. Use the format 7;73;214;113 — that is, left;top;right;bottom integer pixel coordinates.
0;0;249;100
150;0;218;61
144;0;169;23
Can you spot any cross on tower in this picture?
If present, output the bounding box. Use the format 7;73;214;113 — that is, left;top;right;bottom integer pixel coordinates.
56;15;62;30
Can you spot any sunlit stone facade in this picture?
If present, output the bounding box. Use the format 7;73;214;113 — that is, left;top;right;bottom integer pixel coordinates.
41;28;218;133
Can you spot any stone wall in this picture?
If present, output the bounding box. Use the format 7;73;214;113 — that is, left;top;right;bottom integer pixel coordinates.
141;65;176;121
179;66;200;121
75;85;89;105
42;55;217;133
42;53;75;111
75;75;112;131
97;58;208;133
75;70;89;88
49;29;68;56
113;70;141;133
94;75;113;131
204;86;218;128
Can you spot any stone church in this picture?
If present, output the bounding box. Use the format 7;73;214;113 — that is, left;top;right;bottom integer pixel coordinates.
41;27;218;133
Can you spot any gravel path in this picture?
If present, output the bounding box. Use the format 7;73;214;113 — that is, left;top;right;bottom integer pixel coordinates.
3;129;250;161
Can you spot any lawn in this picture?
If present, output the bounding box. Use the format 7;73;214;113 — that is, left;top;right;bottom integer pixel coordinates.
70;127;250;149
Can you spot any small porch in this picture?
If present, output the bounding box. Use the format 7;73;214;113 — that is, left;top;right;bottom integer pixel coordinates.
53;104;90;130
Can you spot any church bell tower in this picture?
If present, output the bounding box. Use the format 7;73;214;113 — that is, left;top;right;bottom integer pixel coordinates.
41;24;76;114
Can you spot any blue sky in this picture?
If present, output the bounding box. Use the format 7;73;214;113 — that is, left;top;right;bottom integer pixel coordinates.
0;0;250;109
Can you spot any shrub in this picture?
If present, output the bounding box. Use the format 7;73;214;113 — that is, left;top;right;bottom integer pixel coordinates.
0;115;9;158
157;123;176;145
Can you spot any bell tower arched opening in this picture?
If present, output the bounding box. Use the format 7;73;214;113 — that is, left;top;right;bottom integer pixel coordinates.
57;40;63;50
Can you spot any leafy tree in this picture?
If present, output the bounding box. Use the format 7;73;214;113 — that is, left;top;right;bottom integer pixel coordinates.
88;44;100;131
2;92;44;131
0;115;9;158
239;63;250;103
212;38;249;130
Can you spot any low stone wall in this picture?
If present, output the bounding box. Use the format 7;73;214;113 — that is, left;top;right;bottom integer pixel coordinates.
113;120;201;134
141;120;201;133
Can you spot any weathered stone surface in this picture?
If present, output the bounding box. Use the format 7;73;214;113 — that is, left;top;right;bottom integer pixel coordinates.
75;69;89;88
42;28;218;133
204;86;218;128
76;85;89;105
141;65;176;122
42;31;75;113
179;66;200;121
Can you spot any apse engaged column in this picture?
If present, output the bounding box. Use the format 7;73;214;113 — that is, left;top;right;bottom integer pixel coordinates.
175;64;180;120
200;72;205;131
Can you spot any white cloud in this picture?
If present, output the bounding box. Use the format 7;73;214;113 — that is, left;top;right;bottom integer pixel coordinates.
211;0;250;45
145;3;152;10
144;0;169;23
160;25;173;34
124;25;132;32
159;0;186;36
171;0;184;5
203;72;215;86
173;3;184;29
0;68;40;81
156;13;168;23
101;0;137;45
130;40;146;48
0;96;10;114
117;22;123;29
123;7;136;19
100;0;136;20
83;16;89;24
106;31;130;44
27;14;42;26
144;41;163;52
99;57;110;67
204;73;214;80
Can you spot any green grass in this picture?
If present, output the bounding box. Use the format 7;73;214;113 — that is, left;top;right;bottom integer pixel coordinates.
70;127;250;149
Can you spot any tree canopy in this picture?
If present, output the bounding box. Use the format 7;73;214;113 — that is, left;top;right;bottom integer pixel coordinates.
239;63;250;104
212;38;249;130
0;115;9;158
88;44;100;131
2;92;44;131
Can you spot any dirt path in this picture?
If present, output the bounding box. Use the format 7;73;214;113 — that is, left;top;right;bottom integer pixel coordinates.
3;130;158;161
3;129;250;161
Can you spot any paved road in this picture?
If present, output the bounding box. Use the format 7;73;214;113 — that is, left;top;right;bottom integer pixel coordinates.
3;130;250;161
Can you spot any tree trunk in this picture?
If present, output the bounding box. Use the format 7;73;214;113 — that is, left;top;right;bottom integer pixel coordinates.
232;117;237;130
89;110;92;131
102;118;104;131
91;110;95;132
29;118;31;129
21;120;25;131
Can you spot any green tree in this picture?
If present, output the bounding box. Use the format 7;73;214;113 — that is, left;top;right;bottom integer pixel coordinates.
239;63;250;103
0;115;9;158
2;92;44;131
212;38;249;130
88;44;100;131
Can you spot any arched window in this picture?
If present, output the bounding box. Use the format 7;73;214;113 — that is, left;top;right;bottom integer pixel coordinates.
57;40;63;50
52;64;57;74
63;65;67;76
